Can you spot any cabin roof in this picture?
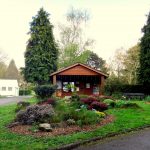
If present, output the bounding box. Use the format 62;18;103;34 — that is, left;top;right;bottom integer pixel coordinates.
50;63;108;77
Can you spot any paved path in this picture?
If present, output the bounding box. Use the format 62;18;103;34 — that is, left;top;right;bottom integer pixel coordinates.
0;96;32;106
75;128;150;150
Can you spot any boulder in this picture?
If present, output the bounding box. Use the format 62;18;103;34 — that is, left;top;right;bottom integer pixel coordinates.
39;123;52;132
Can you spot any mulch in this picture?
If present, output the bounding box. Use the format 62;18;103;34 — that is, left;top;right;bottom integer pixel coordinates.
9;115;114;137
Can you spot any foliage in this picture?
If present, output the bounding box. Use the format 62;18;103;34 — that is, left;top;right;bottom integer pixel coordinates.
81;96;97;105
75;108;101;126
15;101;30;112
15;104;55;125
122;45;140;85
144;96;150;101
34;84;56;100
138;12;150;85
120;103;140;109
115;100;127;108
38;98;56;106
103;99;116;108
23;8;58;85
107;45;140;90
66;119;76;126
95;111;106;117
58;7;94;68
89;101;108;111
19;89;32;96
105;84;150;95
58;43;91;68
79;94;89;99
4;59;19;81
87;51;108;73
0;62;7;78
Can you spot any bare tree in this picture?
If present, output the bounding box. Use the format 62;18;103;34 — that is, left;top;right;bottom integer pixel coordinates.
58;7;94;68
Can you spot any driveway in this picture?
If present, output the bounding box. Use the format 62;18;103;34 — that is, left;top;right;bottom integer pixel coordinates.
0;96;32;106
75;128;150;150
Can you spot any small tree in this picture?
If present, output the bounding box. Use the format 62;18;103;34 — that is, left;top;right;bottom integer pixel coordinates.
24;8;58;85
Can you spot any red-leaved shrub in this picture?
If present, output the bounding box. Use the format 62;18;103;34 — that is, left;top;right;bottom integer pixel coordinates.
81;96;97;105
90;101;108;111
38;98;56;106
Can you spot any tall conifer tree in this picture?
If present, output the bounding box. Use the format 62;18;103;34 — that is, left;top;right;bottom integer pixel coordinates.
24;8;58;85
5;59;19;80
139;12;150;84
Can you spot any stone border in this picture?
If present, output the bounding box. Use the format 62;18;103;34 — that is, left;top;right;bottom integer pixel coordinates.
49;124;150;150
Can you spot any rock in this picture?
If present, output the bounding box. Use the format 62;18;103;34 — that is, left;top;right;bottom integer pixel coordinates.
39;123;52;132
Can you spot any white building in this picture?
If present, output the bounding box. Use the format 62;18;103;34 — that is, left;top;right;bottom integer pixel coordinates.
0;79;19;96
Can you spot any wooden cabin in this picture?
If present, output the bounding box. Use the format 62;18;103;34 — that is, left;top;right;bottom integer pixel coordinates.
50;63;108;97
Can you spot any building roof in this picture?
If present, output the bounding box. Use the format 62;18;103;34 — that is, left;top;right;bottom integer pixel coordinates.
50;63;108;77
0;79;19;87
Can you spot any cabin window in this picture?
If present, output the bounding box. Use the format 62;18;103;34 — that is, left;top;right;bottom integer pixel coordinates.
2;87;6;91
86;83;90;88
8;87;12;91
56;81;62;89
63;82;68;92
63;82;75;92
93;87;99;95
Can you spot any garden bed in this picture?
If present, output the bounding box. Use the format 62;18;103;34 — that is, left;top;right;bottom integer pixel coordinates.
9;115;114;137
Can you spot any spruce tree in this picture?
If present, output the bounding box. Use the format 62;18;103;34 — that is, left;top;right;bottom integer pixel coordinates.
24;8;58;85
5;59;19;81
139;12;150;84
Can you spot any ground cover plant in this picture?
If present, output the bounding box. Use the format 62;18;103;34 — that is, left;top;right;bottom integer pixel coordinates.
1;96;150;149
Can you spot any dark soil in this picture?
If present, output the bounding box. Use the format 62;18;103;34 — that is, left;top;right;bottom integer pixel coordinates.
9;115;114;137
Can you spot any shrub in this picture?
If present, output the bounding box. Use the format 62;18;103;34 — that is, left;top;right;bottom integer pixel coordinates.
38;98;56;106
70;94;82;108
144;96;150;102
121;103;140;109
90;101;108;111
66;119;76;126
34;84;56;100
15;101;30;112
71;94;80;102
76;108;101;126
115;100;127;108
15;104;55;125
98;95;115;101
79;94;88;99
103;99;116;108
19;89;32;96
81;96;97;105
95;111;106;117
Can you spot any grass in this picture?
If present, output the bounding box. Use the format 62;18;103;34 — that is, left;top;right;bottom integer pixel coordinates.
0;99;150;149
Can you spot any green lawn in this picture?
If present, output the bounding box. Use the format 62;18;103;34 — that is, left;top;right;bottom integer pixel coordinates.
0;100;150;150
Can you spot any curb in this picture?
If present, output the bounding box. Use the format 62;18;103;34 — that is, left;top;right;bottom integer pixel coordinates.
48;124;150;150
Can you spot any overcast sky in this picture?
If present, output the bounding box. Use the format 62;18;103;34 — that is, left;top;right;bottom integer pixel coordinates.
0;0;150;68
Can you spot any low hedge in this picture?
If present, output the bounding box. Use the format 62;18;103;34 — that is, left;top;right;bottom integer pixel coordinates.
105;84;150;95
19;89;32;96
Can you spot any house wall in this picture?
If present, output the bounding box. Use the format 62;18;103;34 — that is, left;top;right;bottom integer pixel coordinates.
0;80;19;96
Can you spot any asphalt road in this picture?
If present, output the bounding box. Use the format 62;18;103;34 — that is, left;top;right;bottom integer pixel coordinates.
0;96;32;106
75;128;150;150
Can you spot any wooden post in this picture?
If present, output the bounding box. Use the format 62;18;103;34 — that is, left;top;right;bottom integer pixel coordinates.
99;76;105;95
53;75;56;85
53;75;57;96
